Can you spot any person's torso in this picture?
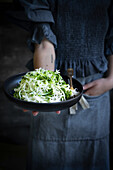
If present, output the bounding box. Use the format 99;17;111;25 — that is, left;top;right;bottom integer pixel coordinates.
49;0;111;77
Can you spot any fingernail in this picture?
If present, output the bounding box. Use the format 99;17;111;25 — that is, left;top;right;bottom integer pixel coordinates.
83;86;85;90
56;111;61;114
32;111;39;116
23;109;28;112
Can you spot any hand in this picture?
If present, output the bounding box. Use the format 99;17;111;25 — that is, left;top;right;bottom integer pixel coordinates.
23;109;61;116
22;39;58;116
83;77;113;96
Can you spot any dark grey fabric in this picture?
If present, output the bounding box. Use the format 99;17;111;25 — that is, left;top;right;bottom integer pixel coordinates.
26;73;110;170
105;0;113;56
9;0;113;76
21;0;113;77
19;0;55;23
27;23;57;52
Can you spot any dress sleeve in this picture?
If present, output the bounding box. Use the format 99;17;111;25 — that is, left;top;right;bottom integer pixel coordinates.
27;22;57;52
19;0;57;51
105;0;113;56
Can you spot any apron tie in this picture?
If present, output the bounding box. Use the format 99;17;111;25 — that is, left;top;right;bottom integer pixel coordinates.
69;95;90;114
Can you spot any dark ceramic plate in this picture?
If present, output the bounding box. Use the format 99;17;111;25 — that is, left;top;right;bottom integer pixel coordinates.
3;72;83;112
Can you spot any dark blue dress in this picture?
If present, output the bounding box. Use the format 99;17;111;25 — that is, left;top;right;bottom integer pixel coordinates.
10;0;113;169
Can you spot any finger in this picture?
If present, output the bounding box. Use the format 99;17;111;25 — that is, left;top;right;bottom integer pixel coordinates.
84;90;91;95
32;111;39;116
83;82;95;90
23;109;29;112
56;111;61;114
84;88;97;96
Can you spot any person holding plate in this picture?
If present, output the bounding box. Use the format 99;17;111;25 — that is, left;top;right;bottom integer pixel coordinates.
8;0;113;169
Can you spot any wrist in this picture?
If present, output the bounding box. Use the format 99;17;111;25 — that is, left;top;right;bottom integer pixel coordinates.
33;39;55;71
105;76;113;90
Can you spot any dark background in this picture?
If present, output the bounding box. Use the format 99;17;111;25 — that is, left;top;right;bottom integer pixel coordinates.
0;1;113;170
0;0;32;169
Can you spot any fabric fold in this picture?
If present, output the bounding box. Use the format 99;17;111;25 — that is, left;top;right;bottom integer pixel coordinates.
105;37;113;56
27;10;54;23
26;56;108;78
28;23;57;52
104;0;113;56
19;0;55;23
55;56;108;78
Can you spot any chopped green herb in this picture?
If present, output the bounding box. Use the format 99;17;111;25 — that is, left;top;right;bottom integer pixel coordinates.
13;68;79;103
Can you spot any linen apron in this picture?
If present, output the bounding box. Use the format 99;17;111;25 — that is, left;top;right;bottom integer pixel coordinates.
26;73;110;170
